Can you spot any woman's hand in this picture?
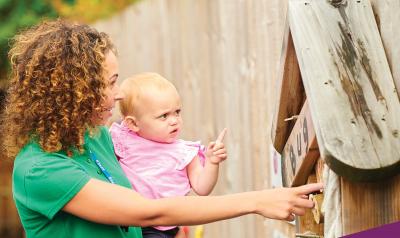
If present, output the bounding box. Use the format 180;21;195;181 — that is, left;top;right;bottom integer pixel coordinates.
253;183;324;221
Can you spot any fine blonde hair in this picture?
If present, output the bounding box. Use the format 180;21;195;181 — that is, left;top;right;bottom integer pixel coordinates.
119;72;176;118
1;19;116;158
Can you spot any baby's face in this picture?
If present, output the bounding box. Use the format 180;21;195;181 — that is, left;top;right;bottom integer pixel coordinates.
135;86;182;143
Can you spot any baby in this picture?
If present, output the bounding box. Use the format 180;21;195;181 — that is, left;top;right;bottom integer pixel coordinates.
110;72;227;238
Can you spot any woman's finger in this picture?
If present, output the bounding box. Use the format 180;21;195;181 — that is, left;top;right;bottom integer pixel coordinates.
290;207;306;216
294;196;315;209
295;183;324;195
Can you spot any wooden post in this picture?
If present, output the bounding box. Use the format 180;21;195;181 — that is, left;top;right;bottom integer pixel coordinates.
341;176;400;234
283;0;400;236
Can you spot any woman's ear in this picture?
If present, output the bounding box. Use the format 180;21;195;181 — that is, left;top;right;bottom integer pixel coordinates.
123;116;140;132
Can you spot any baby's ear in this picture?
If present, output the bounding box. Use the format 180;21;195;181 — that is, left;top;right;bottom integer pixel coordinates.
123;116;140;132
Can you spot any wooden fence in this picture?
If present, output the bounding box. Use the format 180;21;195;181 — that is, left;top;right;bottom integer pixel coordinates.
93;1;294;237
1;0;399;237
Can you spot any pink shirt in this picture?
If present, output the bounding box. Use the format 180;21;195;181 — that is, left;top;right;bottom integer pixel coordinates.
109;122;205;230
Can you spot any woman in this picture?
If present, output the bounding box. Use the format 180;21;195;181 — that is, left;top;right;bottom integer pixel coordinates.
1;20;323;238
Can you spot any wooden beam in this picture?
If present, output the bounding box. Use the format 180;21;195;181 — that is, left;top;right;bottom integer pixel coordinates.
341;175;400;235
271;16;305;153
289;0;400;181
281;100;319;187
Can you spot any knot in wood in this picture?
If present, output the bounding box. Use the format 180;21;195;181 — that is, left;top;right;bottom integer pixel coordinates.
329;0;347;8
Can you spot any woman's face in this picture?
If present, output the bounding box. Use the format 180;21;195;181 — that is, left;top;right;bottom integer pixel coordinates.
92;51;124;125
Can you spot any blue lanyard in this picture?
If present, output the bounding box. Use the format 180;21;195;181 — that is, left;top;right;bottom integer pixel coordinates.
87;148;129;232
88;149;116;184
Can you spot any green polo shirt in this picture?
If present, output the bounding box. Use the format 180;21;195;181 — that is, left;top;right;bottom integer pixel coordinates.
12;126;142;238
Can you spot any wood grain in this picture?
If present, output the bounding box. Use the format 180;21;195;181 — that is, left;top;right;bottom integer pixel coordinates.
271;17;306;153
289;0;400;182
341;175;400;235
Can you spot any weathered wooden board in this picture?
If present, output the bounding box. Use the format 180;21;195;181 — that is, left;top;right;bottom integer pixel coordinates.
329;1;400;235
271;17;306;153
281;100;319;187
289;0;400;181
370;0;400;98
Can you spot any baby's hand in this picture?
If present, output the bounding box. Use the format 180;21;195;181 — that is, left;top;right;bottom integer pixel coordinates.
206;128;227;164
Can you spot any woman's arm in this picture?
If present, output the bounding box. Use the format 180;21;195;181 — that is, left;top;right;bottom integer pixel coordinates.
63;178;323;226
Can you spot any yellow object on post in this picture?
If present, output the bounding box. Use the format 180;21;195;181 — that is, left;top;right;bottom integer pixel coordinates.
194;225;204;238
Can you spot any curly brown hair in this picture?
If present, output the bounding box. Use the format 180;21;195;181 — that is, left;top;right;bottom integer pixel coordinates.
1;19;116;158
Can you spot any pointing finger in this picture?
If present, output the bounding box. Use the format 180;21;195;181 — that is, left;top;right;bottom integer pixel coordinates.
295;183;324;195
216;128;227;143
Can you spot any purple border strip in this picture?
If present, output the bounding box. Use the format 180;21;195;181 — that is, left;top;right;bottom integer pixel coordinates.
341;221;400;238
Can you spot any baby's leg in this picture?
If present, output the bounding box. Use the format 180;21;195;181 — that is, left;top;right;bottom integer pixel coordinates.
174;227;187;238
142;227;169;238
142;227;181;238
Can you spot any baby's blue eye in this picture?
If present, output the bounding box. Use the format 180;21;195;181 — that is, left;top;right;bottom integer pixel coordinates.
159;114;167;119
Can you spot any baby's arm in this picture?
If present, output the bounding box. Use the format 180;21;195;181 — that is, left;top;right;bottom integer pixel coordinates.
187;129;227;196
